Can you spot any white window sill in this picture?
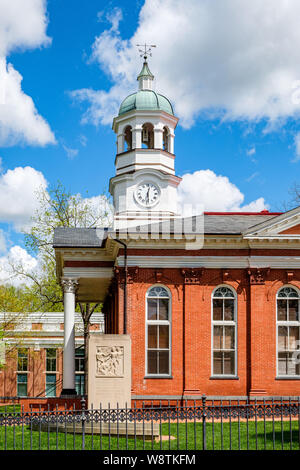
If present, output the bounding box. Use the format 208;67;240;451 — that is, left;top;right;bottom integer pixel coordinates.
210;375;239;380
276;376;300;380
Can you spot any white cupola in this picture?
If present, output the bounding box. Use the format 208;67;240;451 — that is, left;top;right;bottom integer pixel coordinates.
109;55;181;229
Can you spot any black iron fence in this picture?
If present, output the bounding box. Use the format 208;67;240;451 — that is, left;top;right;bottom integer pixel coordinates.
0;397;300;451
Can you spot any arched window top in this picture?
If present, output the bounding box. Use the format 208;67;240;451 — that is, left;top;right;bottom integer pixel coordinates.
213;286;235;299
277;287;300;298
147;286;170;298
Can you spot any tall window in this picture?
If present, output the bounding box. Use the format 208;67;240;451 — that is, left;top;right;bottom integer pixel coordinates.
212;286;237;376
277;286;300;376
17;349;28;396
75;348;85;395
146;286;171;376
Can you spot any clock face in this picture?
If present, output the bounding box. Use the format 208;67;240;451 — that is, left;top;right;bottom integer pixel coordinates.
135;182;160;207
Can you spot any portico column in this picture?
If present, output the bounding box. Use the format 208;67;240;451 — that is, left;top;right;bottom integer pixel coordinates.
61;278;78;397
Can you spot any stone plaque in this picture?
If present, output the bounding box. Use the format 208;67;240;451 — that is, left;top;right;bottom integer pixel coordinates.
88;333;131;409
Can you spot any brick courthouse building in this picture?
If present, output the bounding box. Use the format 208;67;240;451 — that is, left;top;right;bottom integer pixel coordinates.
53;57;300;402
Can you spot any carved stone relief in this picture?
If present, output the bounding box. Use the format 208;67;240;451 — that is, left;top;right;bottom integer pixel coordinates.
96;346;124;377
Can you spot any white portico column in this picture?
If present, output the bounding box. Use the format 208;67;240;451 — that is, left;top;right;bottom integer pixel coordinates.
61;278;78;397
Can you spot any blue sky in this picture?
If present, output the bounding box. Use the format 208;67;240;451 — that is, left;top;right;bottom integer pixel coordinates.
0;0;300;279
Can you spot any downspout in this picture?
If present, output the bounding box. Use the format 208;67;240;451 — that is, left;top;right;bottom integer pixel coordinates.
114;239;128;334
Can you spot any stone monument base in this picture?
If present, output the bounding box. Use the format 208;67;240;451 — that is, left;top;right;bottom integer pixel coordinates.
88;333;131;409
34;422;159;439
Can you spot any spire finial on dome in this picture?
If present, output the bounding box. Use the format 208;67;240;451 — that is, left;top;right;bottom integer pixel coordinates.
136;43;156;90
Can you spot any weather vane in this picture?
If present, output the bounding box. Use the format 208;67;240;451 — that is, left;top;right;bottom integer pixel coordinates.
136;43;156;61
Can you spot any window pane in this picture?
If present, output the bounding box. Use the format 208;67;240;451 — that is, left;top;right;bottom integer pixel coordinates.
17;374;27;397
147;351;158;374
223;352;235;375
213;326;222;350
224;326;235;349
277;300;287;321
75;374;85;395
46;374;56;397
147;299;157;320
18;349;28;371
213;352;222;375
75;352;85;372
289;326;299;350
278;326;288;350
158;299;168;320
224;299;234;321
213;299;223;320
278;352;288;375
46;349;56;372
148;325;157;349
158;351;169;374
287;352;298;375
289;300;299;321
159;325;169;349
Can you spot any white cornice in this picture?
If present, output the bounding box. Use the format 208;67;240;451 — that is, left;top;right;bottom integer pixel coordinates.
117;255;300;269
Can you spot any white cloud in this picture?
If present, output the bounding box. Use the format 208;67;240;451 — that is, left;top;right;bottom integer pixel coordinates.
71;0;300;130
247;147;256;157
62;144;79;160
0;166;47;231
0;245;38;287
293;133;300;162
0;229;6;253
0;0;50;56
0;58;56;146
178;169;268;213
0;0;55;146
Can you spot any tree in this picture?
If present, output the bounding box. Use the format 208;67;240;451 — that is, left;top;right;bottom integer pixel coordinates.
288;183;300;208
10;181;112;393
0;285;39;368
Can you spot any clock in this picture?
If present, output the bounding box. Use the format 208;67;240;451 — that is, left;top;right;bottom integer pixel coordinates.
134;182;160;207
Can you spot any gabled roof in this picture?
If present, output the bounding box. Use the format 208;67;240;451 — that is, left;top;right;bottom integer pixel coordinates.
52;210;300;248
116;213;279;236
243;206;300;238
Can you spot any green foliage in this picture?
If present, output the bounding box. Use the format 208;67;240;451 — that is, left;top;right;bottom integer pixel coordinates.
9;181;111;312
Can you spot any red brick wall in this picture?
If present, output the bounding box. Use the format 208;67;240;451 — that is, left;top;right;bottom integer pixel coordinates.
116;267;300;398
0;347;64;398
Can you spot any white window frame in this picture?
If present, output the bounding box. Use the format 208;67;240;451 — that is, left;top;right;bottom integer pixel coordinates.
276;285;300;378
145;285;172;378
211;285;237;378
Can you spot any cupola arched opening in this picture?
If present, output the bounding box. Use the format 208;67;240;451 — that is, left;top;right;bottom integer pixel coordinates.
142;123;154;149
163;126;170;152
124;125;132;151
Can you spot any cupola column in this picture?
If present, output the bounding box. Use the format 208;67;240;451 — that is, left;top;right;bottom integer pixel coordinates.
169;133;175;154
132;125;142;149
154;127;164;149
117;133;125;154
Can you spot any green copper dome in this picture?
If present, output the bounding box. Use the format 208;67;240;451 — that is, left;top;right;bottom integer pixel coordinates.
119;90;174;116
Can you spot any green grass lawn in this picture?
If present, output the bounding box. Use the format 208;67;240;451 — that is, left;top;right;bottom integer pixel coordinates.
0;420;299;450
0;405;21;413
